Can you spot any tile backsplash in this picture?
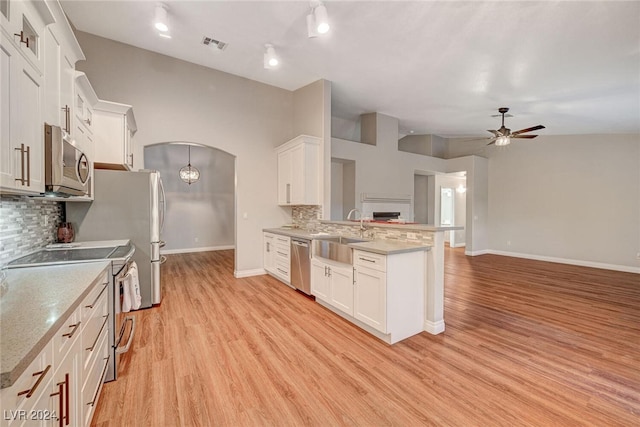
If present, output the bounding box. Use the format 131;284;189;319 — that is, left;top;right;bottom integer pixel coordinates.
0;196;63;264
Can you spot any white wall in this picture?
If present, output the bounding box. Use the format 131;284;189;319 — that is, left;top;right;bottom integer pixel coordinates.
144;143;235;253
75;32;293;275
485;134;639;270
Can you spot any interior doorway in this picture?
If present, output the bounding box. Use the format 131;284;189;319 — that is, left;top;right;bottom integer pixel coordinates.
144;142;236;264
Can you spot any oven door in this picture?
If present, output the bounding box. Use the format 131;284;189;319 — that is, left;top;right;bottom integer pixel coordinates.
112;261;136;380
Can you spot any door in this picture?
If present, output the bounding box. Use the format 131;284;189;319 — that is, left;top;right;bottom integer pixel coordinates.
310;258;330;302
354;266;387;333
329;264;354;316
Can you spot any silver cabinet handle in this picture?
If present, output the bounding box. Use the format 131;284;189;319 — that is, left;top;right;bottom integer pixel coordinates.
286;183;291;204
86;315;108;351
14;144;26;185
25;144;30;186
85;283;108;309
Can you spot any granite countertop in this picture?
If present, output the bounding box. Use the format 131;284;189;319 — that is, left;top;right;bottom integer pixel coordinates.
263;228;430;255
320;220;464;232
0;261;110;389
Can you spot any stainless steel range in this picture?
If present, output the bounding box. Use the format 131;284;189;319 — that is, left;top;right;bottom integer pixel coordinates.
7;240;136;382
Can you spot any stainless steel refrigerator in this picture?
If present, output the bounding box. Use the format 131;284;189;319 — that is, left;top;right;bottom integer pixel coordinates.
66;169;166;308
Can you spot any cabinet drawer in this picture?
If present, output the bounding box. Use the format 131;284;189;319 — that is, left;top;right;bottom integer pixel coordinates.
0;342;53;417
353;250;386;272
52;307;81;366
81;276;108;325
274;247;290;262
82;345;109;427
81;294;108;380
82;324;108;391
274;258;290;281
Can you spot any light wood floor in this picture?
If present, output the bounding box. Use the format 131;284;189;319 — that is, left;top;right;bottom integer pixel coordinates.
92;248;640;426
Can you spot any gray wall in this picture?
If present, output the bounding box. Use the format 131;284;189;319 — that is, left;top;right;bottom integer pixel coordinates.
144;143;235;253
75;32;294;275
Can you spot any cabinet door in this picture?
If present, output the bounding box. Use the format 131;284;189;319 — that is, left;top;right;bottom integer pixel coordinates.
354;266;387;333
17;54;44;192
289;144;305;204
263;233;275;273
43;26;61;128
1;39;44;194
59;53;74;135
48;336;80;427
329;264;354;316
310;258;330;302
277;149;292;205
0;40;17;189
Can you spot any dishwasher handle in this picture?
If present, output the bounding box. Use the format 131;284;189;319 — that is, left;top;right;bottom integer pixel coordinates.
291;240;309;247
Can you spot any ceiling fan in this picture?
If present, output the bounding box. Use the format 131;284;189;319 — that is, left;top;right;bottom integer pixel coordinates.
486;107;545;146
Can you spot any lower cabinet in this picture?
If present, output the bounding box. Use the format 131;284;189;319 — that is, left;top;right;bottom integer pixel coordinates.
353;262;387;333
0;269;109;427
263;232;290;284
311;258;354;316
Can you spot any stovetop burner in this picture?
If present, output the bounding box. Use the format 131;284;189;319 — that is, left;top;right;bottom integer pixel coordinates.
7;243;133;269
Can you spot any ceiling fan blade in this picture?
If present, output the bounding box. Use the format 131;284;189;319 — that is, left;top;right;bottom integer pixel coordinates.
511;125;545;136
487;130;501;137
486;138;497;146
512;134;538;139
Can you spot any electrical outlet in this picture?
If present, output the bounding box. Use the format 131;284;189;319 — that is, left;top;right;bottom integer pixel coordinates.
407;232;418;240
507;240;511;246
636;252;640;259
195;237;199;243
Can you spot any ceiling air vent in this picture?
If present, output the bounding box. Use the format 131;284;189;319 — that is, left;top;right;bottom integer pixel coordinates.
202;37;228;52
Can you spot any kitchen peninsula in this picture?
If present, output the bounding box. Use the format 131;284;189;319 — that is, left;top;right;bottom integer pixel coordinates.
264;219;461;340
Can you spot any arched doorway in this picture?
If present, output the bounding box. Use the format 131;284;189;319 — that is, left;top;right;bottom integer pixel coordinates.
144;142;236;267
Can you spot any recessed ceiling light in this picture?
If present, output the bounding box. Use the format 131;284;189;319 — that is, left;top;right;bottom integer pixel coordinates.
158;33;172;39
264;44;279;69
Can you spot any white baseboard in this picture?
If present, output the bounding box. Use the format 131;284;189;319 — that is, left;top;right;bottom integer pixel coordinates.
487;250;640;274
451;243;466;248
465;249;491;256
424;319;445;335
162;245;235;255
235;268;266;278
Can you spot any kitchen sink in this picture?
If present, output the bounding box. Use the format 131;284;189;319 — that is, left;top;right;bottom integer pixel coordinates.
312;236;368;264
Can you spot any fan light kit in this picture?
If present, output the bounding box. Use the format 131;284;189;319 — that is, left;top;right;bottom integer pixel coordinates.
486;107;545;146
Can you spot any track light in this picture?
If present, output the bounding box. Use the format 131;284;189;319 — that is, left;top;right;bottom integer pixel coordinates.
264;44;279;69
154;3;169;33
307;2;330;38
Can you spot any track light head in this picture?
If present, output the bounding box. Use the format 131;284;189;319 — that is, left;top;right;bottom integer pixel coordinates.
154;3;169;32
307;2;330;38
264;44;279;69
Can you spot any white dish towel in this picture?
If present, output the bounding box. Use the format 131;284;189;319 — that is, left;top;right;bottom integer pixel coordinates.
121;261;141;312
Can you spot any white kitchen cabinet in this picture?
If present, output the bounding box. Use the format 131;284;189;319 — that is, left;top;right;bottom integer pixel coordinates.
0;269;109;427
0;38;44;194
92;100;137;171
311;257;354;315
0;0;54;74
352;249;425;344
272;234;291;283
276;135;320;206
263;232;276;275
42;2;84;135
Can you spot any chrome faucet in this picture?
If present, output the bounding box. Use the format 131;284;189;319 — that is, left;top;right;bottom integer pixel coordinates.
347;208;366;235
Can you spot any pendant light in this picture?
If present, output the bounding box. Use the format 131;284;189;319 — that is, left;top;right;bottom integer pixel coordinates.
179;145;200;184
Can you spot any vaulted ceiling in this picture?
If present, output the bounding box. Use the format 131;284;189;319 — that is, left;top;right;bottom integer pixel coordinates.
61;0;640;137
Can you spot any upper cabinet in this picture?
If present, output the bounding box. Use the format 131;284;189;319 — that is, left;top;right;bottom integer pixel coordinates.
276;135;321;206
1;0;89;196
42;2;84;135
92;100;137;171
0;0;55;195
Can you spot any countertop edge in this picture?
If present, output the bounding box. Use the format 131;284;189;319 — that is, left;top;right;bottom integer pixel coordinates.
1;261;111;389
319;220;463;231
349;242;431;255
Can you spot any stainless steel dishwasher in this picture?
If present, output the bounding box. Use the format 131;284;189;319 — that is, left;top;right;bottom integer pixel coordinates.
290;238;311;295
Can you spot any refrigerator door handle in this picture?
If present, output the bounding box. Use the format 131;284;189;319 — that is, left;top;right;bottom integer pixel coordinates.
158;176;166;235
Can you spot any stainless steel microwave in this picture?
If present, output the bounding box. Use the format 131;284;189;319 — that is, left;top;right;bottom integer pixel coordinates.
44;124;90;196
